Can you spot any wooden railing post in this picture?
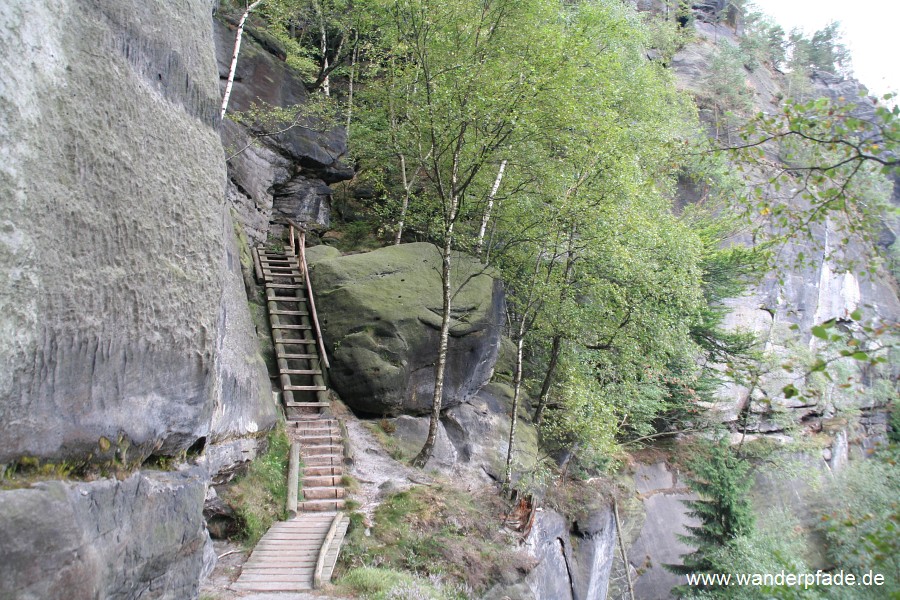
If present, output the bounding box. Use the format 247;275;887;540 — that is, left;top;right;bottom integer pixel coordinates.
287;442;300;518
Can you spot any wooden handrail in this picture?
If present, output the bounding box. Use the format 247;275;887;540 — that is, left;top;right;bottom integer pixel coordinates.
290;226;331;370
313;512;343;588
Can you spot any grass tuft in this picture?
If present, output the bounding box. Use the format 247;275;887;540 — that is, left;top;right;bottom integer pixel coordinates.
222;423;291;546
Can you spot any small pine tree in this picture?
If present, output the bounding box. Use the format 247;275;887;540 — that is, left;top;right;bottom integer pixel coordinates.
665;437;755;595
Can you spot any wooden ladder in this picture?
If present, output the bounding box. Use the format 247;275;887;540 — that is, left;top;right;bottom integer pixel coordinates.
253;225;331;417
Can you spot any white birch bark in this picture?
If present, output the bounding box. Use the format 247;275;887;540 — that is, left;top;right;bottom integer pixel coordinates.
220;0;263;121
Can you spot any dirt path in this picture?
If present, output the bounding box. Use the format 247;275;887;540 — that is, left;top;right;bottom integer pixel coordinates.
340;410;436;523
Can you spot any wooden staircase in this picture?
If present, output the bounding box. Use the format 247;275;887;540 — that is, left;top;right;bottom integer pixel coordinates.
234;224;350;593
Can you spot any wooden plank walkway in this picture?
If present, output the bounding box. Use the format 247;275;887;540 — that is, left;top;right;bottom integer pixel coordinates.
232;512;349;592
234;230;349;592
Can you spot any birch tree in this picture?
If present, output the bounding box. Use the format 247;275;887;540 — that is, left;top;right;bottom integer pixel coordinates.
221;0;264;121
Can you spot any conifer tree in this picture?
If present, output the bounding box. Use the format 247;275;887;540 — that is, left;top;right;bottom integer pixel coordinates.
666;437;755;595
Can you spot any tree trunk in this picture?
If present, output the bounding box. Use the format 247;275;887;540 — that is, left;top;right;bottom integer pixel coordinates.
220;0;263;121
533;223;576;425
412;232;454;468
314;0;330;97
395;154;410;245
345;33;358;138
533;333;561;425
504;330;525;488
475;159;507;259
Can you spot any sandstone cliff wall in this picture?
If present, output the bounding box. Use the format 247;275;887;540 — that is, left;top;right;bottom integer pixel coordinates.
0;0;275;465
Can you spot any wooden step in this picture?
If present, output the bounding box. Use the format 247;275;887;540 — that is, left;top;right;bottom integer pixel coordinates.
271;324;313;330
303;486;345;500
303;455;342;467
302;475;342;487
266;283;304;289
269;310;310;316
232;581;313;592
299;499;346;512
296;435;341;445
296;431;341;441
267;297;307;304
294;421;338;429
277;352;319;359
280;369;322;375
284;386;328;392
300;444;343;456
304;465;343;477
276;339;317;345
295;427;340;436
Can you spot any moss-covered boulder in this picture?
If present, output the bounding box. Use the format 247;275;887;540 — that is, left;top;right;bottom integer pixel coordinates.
309;242;503;415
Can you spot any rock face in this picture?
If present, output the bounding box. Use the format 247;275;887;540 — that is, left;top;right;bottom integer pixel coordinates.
628;461;698;599
0;1;277;597
0;0;276;465
666;12;900;438
214;19;353;242
0;469;212;600
309;243;503;416
524;507;617;600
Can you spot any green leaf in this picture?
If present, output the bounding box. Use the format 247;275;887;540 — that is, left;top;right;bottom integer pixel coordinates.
850;309;862;320
783;384;799;398
811;326;829;340
851;351;868;361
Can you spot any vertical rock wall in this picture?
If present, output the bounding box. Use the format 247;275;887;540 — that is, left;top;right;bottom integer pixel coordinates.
214;19;353;243
0;1;277;597
0;0;275;464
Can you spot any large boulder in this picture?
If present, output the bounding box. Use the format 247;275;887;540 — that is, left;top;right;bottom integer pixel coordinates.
0;469;212;600
443;382;539;481
310;243;503;416
629;461;699;599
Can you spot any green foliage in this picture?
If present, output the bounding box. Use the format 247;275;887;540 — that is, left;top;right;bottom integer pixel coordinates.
788;22;852;77
813;446;900;598
890;401;900;444
731;94;899;270
666;438;755;594
222;423;292;546
336;485;530;594
682;510;816;599
739;10;786;70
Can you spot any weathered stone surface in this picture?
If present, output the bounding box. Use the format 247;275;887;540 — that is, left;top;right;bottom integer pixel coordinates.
388;415;458;472
629;462;698;599
0;0;273;464
665;12;900;439
0;470;211;600
443;382;538;481
523;506;616;600
309;243;503;416
525;511;575;600
214;18;353;238
571;507;617;600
